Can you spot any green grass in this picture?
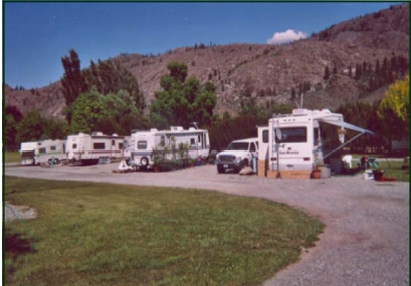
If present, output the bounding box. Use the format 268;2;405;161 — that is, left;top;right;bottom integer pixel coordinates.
5;152;20;163
5;176;324;286
374;161;409;182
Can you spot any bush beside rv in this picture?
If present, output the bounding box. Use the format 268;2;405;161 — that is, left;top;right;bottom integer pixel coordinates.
129;126;210;170
215;137;258;173
66;132;129;164
20;139;66;166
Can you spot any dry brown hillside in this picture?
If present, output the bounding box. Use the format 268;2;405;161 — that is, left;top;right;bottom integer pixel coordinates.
4;3;409;119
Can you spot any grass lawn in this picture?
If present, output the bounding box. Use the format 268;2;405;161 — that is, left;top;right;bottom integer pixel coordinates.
5;176;324;286
5;152;20;163
374;161;409;182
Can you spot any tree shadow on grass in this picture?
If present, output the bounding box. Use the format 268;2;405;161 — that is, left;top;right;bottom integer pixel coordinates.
5;228;37;275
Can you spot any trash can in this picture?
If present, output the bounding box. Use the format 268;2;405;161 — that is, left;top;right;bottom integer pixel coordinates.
320;165;331;178
330;158;343;174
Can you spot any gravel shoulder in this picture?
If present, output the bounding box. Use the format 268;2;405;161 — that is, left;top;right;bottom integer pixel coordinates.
4;163;410;286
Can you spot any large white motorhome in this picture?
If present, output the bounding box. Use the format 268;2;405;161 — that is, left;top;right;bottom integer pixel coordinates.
20;139;66;166
129;126;210;170
258;108;375;178
66;132;129;164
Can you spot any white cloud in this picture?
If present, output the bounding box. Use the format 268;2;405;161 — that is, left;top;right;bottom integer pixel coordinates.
267;29;308;45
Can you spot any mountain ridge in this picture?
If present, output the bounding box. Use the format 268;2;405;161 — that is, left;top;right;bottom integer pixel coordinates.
5;3;409;119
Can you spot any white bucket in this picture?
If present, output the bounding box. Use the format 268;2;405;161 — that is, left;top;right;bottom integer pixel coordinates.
363;170;374;180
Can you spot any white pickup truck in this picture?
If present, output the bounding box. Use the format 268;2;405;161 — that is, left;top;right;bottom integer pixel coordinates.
215;137;258;173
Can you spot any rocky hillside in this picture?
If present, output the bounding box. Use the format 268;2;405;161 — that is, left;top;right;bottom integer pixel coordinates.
4;3;409;119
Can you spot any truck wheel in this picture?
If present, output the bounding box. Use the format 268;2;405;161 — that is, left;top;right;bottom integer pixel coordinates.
243;159;249;167
217;165;225;174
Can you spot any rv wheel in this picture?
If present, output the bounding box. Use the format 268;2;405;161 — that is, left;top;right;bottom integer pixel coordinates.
141;157;149;166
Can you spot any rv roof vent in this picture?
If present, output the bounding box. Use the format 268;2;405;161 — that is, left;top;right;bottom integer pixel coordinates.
92;132;104;136
170;126;184;131
79;132;84;135
188;127;196;131
112;133;118;136
292;109;308;115
150;128;158;132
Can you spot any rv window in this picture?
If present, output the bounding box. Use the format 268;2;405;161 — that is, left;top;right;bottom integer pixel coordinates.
190;138;196;146
39;148;46;154
278;127;307;143
138;141;148;149
112;140;115;146
262;130;268;143
198;134;201;143
94;143;105;149
50;146;56;151
72;144;77;149
161;136;165;145
250;143;256;152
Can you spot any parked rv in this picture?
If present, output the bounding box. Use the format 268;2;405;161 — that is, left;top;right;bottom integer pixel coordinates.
129;126;210;170
66;132;129;164
215;137;258;173
258;108;375;178
20;139;66;166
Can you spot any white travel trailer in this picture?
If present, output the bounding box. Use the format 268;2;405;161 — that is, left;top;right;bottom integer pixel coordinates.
129;126;210;170
20;139;66;166
66;132;129;164
259;109;375;178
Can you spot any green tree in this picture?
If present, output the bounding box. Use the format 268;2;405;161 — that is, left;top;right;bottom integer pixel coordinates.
377;75;409;140
5;106;23;150
61;49;88;107
16;110;47;142
323;65;330;80
150;61;217;129
291;87;296;100
61;50;146;127
70;87;146;135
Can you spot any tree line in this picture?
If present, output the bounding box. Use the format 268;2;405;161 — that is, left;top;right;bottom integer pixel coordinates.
5;49;409;155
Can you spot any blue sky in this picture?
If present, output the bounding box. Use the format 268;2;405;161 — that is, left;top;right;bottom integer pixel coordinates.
4;2;401;89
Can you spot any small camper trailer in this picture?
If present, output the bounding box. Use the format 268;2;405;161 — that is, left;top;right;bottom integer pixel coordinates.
258;109;375;178
20;139;66;166
129;126;210;170
66;132;129;164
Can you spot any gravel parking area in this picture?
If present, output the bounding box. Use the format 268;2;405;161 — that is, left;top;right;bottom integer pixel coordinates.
5;163;409;286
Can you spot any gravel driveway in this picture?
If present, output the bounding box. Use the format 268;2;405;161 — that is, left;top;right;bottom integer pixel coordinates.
5;163;409;286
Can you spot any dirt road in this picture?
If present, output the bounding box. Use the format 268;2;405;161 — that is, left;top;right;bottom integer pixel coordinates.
5;163;409;286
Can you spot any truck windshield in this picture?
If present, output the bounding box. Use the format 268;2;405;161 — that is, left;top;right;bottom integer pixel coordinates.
226;142;249;150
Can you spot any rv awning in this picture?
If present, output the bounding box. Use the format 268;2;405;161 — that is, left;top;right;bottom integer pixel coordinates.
319;119;376;136
319;119;376;159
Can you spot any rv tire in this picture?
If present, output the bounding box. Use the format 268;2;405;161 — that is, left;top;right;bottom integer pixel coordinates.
141;157;149;167
217;165;225;174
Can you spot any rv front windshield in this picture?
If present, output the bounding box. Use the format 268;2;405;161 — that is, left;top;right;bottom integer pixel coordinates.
226;142;249;150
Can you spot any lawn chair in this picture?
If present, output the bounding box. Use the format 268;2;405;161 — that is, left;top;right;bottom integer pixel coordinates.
367;156;379;169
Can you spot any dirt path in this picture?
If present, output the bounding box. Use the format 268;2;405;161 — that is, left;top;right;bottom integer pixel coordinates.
5;163;409;286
